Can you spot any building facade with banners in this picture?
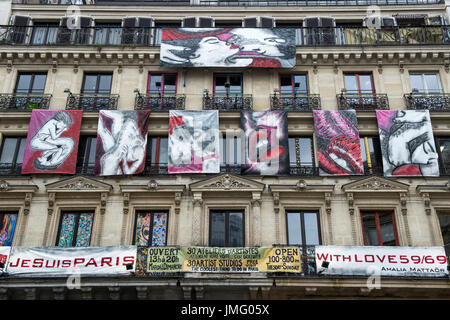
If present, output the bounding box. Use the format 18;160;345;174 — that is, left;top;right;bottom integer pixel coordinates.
0;0;449;300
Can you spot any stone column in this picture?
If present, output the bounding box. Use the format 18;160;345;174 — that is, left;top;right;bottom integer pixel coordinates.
192;192;203;246
251;192;262;247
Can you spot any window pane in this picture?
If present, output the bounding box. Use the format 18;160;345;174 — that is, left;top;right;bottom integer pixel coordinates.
57;213;77;247
214;75;227;95
280;75;292;95
228;212;244;247
438;213;450;257
31;26;47;44
438;138;450;173
424;74;442;94
163;74;177;95
0;213;18;246
148;74;163;94
87;137;97;165
75;213;94;247
299;138;313;165
304;212;320;245
410;74;425;93
358;75;373;93
287;212;302;245
360;138;368;164
378;213;396;246
228;74;242;94
344;75;358;92
98;75;112;94
288;138;297;165
135;213;151;246
210;212;226;247
220;137;226;165
15;74;32;94
16;138;26;165
293;75;307;94
159;138;168;164
362;213;378;245
31;74;47;94
0;138;18;164
151;212;168;246
82;75;98;93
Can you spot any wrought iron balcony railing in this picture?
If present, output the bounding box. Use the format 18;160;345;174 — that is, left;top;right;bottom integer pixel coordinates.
11;0;445;4
337;92;389;111
2;25;449;47
289;165;320;176
134;93;186;111
0;93;51;111
0;163;23;176
271;94;321;111
140;163;169;175
404;93;450;111
203;93;253;112
66;92;119;111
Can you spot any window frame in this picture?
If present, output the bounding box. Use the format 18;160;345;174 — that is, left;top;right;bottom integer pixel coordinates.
409;72;443;95
76;136;97;175
213;73;243;97
279;74;309;97
435;136;450;175
0;136;26;174
14;72;48;95
132;210;169;246
209;209;245;247
285;210;322;246
55;210;95;247
360;210;400;246
147;72;178;96
81;73;113;95
343;72;376;95
288;136;315;169
359;136;383;175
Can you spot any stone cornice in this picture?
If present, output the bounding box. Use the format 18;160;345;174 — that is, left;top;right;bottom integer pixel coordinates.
190;174;265;192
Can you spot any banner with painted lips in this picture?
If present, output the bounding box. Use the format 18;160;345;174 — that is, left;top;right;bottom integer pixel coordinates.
315;245;448;277
5;246;137;276
142;247;302;273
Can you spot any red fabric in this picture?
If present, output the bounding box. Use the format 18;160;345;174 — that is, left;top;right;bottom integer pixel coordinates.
392;164;421;176
162;28;233;41
169;116;185;135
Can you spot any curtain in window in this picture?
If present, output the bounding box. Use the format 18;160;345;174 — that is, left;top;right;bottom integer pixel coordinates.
0;214;18;246
151;213;168;246
57;213;93;247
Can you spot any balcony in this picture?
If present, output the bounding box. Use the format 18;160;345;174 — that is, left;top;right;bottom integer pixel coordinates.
197;0;443;5
337;91;389;111
134;92;186;111
203;92;253;112
65;91;119;111
404;92;450;111
0;93;51;111
271;93;321;111
2;25;449;48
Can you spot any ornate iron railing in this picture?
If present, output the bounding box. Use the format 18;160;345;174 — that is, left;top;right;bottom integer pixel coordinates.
134;94;186;111
270;94;321;111
404;93;450;111
0;93;52;111
289;165;319;176
203;94;253;111
337;92;389;111
0;163;23;176
141;164;169;175
66;93;119;111
197;0;443;5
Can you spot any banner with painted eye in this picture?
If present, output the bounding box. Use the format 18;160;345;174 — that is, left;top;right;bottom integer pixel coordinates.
160;28;296;68
376;110;439;177
21;109;83;174
95;110;150;176
313;110;364;176
168;110;220;174
241;111;289;175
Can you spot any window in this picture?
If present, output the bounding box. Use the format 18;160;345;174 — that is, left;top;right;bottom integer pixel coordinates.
210;210;244;247
31;22;59;45
56;211;94;247
147;73;177;95
410;72;442;94
286;211;321;246
76;136;97;175
80;73;113;110
436;137;450;175
15;73;47;96
279;74;311;110
214;73;243;96
437;212;450;258
361;211;399;246
0;137;26;175
146;136;168;174
359;136;383;175
94;23;121;45
344;73;375;95
288;137;315;175
0;212;18;246
219;135;242;174
134;211;168;246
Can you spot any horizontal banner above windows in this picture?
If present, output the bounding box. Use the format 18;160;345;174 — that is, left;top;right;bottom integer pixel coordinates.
315;245;449;277
5;246;136;277
160;28;296;68
138;247;302;273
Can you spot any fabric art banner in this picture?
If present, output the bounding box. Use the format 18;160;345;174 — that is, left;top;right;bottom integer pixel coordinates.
5;246;137;276
95;110;150;176
313;110;364;176
241;111;289;175
0;246;11;272
141;247;301;273
21;109;83;174
376;110;439;177
168;110;220;174
160;28;296;68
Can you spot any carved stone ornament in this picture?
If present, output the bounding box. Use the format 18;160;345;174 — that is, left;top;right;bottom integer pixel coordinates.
147;180;158;190
0;180;9;192
203;174;252;190
295;179;307;191
353;178;397;191
59;178;99;190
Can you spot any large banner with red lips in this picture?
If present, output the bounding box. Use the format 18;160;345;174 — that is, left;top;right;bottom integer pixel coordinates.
313;110;364;176
160;28;296;68
21;109;83;174
241;111;289;175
